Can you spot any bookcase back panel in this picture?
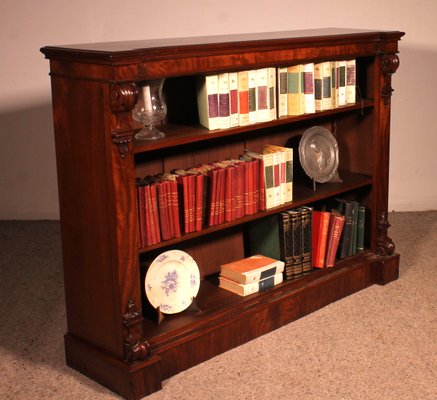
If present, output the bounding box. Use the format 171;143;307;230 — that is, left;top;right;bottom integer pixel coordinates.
335;112;374;175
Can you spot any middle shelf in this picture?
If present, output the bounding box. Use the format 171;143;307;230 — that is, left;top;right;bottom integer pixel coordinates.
138;170;372;253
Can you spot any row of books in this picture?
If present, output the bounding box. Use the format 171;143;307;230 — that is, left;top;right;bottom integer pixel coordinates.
196;60;356;130
277;60;356;117
219;254;284;297
136;145;295;248
247;199;366;278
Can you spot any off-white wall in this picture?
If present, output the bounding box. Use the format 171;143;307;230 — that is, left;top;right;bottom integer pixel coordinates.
1;0;436;219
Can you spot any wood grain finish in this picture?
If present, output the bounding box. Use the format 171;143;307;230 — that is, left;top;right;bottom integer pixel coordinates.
41;28;404;399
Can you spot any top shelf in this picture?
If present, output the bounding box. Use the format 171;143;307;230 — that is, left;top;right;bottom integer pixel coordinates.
133;100;373;154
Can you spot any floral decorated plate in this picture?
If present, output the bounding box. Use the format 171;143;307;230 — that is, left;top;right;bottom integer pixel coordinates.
145;250;200;314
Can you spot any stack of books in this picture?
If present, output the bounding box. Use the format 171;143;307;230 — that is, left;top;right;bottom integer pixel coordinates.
219;254;284;296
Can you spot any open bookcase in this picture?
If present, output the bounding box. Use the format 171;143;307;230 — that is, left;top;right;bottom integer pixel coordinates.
41;28;404;399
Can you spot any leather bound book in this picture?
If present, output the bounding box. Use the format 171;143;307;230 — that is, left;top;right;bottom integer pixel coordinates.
325;211;346;267
237;70;250;126
196;74;219;130
312;210;331;268
288;209;303;278
300;206;313;275
219;272;283;296
229;72;239;127
220;254;284;285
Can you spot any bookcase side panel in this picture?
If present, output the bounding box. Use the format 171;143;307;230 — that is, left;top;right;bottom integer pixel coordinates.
51;75;125;358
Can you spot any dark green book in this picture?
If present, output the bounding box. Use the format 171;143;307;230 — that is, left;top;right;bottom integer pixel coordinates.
299;206;313;275
357;205;366;251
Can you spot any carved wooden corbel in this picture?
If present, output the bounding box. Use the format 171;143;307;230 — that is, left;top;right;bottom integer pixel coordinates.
110;83;138;157
376;211;396;256
381;54;400;108
122;299;150;362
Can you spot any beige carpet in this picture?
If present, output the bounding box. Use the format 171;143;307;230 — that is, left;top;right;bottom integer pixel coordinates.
0;211;436;400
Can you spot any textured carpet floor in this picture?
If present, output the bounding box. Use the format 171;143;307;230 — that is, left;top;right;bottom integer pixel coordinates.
0;212;436;399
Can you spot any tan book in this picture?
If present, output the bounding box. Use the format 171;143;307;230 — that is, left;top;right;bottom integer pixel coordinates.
237;70;250;126
219;272;283;296
220;254;284;284
287;64;304;116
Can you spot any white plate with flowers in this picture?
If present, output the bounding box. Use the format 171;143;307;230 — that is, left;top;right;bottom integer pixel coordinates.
145;250;200;314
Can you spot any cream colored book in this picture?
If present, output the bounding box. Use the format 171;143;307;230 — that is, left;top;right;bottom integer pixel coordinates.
314;63;323;112
346;59;356;104
248;70;257;124
220;254;285;284
256;68;269;122
336;60;347;106
229;72;239;127
219;272;283;296
197;75;219;130
218;72;231;129
321;61;333;110
303;63;315;114
277;67;288;117
268;67;277;121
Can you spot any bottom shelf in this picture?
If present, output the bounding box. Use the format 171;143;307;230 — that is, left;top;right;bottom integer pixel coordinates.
65;251;399;400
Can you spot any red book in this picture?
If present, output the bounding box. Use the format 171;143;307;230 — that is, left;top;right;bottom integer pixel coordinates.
144;184;156;245
325;212;346;267
234;161;245;219
208;168;219;226
216;167;226;225
187;173;196;233
167;178;181;238
156;181;171;241
149;183;161;244
176;175;190;234
194;173;204;231
225;165;234;222
312;210;331;268
163;180;175;239
136;179;147;248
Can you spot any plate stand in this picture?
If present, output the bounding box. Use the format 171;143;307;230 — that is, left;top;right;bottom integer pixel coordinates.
153;296;201;325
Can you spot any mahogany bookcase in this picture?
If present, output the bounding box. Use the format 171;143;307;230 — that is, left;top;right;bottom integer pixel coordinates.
41;28;404;399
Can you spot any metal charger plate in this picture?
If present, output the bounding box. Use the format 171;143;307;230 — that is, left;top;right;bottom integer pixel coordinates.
299;126;339;183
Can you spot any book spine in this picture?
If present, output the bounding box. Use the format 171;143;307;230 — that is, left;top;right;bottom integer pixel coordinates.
277;67;288;117
218;73;231;129
248;70;257;124
268;67;276;121
287;64;303;115
325;214;346;267
197;75;219;130
357;205;366;251
237;70;250;126
346;59;356;104
336;60;347;106
278;212;293;279
229;72;239;127
303;63;315;114
300;206;313;275
289;209;303;279
314;63;323;111
322;61;333;110
256;68;269;122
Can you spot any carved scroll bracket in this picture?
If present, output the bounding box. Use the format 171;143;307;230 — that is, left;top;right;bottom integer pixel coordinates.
122;299;150;362
376;211;396;256
110;83;138;157
110;83;138;112
381;54;400;108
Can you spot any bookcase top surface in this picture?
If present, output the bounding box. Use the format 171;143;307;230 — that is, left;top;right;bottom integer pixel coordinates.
41;28;405;63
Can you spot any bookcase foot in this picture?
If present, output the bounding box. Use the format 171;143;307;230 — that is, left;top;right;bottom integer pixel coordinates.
374;253;400;285
64;334;163;400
